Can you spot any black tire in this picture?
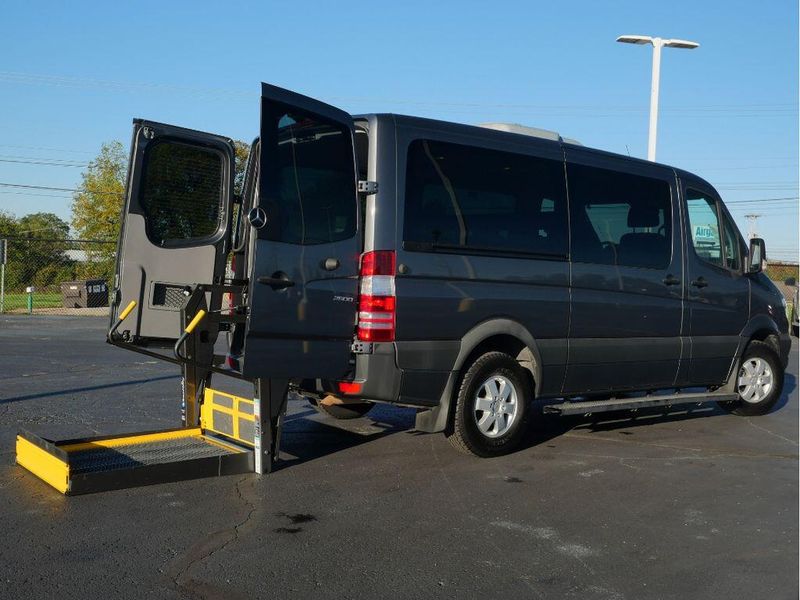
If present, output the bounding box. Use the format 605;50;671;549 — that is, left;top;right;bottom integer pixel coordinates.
447;351;531;457
719;340;784;416
315;400;374;420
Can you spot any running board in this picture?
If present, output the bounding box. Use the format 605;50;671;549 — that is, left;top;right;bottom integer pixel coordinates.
543;392;739;416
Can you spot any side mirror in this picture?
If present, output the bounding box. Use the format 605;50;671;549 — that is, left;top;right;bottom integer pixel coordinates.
748;238;765;274
785;277;797;287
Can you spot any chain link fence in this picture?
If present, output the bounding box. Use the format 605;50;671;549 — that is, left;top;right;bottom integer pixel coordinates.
0;238;115;315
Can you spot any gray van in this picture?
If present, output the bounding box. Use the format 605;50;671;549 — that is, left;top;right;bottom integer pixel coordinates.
112;82;791;459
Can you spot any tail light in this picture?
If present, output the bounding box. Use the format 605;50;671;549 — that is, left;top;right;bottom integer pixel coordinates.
357;250;396;342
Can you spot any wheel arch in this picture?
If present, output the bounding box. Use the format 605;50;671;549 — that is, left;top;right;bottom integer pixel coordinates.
414;318;543;433
721;315;783;392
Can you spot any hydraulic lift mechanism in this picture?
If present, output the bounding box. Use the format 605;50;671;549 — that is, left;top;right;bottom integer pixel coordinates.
17;283;290;495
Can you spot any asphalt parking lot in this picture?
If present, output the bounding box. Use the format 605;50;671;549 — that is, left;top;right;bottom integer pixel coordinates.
0;315;797;600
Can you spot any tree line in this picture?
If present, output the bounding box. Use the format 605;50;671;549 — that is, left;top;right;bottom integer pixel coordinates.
0;140;249;292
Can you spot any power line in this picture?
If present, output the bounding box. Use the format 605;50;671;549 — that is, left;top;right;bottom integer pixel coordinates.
0;182;122;196
1;70;797;115
725;197;798;205
0;143;96;155
0;158;89;167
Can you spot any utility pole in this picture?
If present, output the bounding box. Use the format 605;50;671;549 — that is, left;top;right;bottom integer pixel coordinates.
744;214;762;239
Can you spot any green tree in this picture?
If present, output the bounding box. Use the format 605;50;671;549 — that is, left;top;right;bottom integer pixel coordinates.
234;140;251;196
71;141;127;242
2;212;74;291
70;141;127;283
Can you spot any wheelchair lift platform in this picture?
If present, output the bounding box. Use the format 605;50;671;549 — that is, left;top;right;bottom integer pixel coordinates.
16;296;289;495
16;388;261;495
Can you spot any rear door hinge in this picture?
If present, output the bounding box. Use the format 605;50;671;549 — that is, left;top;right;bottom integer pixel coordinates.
357;180;378;195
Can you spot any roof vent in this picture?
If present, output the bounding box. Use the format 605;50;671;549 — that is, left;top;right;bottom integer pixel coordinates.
479;122;581;146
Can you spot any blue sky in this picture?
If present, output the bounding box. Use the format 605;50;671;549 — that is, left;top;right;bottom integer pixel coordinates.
0;0;797;260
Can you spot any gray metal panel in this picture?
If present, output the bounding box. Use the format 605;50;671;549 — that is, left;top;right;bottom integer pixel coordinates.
395;341;460;371
563;147;684;394
678;174;749;385
390;120;569;397
241;84;361;380
113;120;234;341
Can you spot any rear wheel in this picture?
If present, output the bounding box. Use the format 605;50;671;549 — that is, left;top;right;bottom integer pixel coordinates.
314;397;374;420
719;340;784;416
447;351;531;457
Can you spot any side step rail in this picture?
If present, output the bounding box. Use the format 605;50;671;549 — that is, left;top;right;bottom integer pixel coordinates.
543;391;739;416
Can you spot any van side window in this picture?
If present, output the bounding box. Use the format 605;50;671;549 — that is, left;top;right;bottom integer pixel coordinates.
262;112;357;245
686;189;723;267
403;139;568;257
721;212;741;271
140;141;224;245
567;163;672;269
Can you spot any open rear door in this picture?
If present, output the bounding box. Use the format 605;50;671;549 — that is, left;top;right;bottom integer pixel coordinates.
241;83;361;379
112;120;235;343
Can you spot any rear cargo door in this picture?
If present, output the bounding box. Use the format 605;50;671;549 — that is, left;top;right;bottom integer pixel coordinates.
112;120;235;343
241;83;361;379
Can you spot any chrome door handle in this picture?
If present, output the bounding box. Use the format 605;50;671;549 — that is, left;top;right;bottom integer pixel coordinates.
663;274;680;286
690;277;708;288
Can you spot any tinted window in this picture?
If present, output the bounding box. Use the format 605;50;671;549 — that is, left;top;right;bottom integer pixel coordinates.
140;141;223;245
403;139;568;257
686;189;723;267
567;163;672;269
262;111;357;245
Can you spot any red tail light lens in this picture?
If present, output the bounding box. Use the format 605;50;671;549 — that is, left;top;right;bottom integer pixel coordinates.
357;251;396;342
360;250;396;276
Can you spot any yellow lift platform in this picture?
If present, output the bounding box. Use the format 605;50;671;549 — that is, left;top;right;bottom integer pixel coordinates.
17;293;290;495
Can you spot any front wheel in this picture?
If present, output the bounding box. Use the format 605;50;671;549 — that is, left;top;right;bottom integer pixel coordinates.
447;351;531;457
719;340;784;416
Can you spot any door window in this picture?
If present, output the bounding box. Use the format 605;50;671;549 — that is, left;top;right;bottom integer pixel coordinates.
722;212;741;271
567;163;672;269
403;139;568;257
686;189;723;267
140;141;224;246
261;112;357;245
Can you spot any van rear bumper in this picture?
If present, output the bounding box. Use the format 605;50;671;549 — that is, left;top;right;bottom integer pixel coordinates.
342;341;459;407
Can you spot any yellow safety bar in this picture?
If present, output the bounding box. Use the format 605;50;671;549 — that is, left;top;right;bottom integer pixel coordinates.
184;309;207;334
118;300;137;321
108;300;137;340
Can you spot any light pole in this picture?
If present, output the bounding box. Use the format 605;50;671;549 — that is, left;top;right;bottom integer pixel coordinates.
616;35;699;162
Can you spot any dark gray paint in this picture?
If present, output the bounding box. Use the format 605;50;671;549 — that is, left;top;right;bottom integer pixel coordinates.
392;117;570;398
345;113;789;411
241;83;361;380
677;173;749;385
563;147;684;393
